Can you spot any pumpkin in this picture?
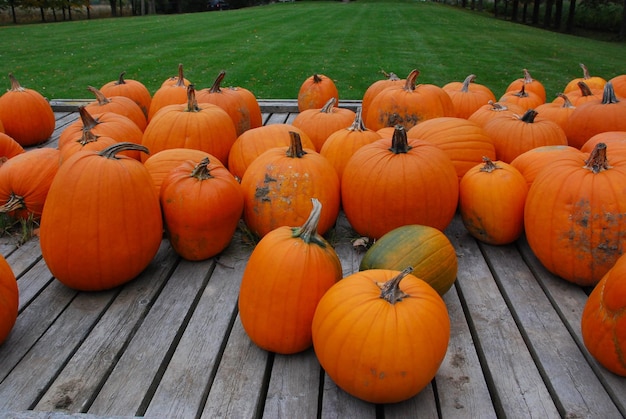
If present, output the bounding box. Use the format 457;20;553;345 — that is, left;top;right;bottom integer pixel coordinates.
482;108;568;163
85;85;147;131
581;252;626;376
141;85;237;165
297;73;339;112
609;74;626;98
341;126;459;239
564;82;626;149
459;157;528;245
510;145;585;188
359;224;458;296
100;71;152;119
504;68;547;103
0;253;18;345
407;116;496;183
0;148;60;221
468;100;525;128
581;131;626;154
238;198;343;354
160;157;243;261
148;64;190;120
442;74;497;119
39;142;163;291
241;131;340;238
361;71;405;121
0;132;25;167
59;128;133;165
311;267;450;404
564;63;607;94
319;107;382;180
499;84;544;110
160;63;191;87
534;93;576;132
291;98;355;151
524;142;626;286
0;73;55;147
228;123;314;181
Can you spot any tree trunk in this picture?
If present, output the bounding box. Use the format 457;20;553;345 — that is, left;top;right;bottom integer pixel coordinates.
544;0;554;27
554;0;563;30
512;0;519;21
532;0;541;24
109;0;118;16
566;0;576;32
621;0;626;40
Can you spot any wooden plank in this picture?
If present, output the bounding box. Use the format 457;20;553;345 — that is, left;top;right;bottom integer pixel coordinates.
16;258;54;312
6;239;42;278
447;216;560;418
319;373;377;419
33;241;179;414
87;257;216;417
384;384;438;418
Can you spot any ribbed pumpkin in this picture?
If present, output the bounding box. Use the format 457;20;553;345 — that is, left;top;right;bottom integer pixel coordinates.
581;252;626;376
85;86;147;131
141;85;237;165
341;126;459;239
534;93;576;132
510;145;585;188
160;157;243;261
0;148;60;221
524;142;626;286
581;131;626;154
297;74;339;112
564;63;607;94
407;116;496;183
504;69;547;103
319;107;382;180
0;73;55;147
482;109;568;163
59;129;133;165
0;254;18;345
564;82;626;149
359;224;458;296
361;71;405;121
609;74;626;98
291;98;355;151
100;71;152;119
241;131;340;238
39;142;163;291
459;157;528;245
228;124;314;181
0;132;25;166
312;267;450;404
468;100;525;128
499;85;544;110
238;198;342;354
148;64;190;120
442;74;497;119
559;81;602;107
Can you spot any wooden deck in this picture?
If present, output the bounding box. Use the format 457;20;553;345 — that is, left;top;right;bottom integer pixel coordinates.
1;101;625;419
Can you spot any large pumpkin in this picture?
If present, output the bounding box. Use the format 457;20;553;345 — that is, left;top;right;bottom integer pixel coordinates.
39;142;163;291
312;267;450;404
581;252;626;376
359;224;458;296
238;198;343;354
510;145;585;189
524;142;626;286
0;254;18;345
297;73;339;112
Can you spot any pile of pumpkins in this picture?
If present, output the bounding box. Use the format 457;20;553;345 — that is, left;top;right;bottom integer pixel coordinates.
0;63;625;404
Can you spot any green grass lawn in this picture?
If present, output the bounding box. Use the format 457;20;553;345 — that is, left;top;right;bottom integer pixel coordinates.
2;0;626;101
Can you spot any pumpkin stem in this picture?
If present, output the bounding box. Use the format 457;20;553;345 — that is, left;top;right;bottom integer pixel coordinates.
380;70;400;81
378;266;413;304
480;156;502;173
461;74;477;93
99;142;150;159
320;97;336;113
389;125;412;154
174;63;186;88
87;86;111;106
520;109;538;123
601;82;619;105
77;106;100;131
522;68;535;84
286;131;307;158
78;129;99;146
556;93;575;109
577;81;594;97
209;70;226;94
190;157;214;180
185;85;201;113
312;74;323;84
347;107;367;132
0;192;25;214
513;84;529;98
403;69;420;92
487;100;510;112
579;63;591;80
291;198;326;246
115;71;127;86
584;142;611;174
7;73;25;92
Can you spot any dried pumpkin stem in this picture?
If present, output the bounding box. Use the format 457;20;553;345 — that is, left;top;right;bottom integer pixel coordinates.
403;69;420;92
78;129;99;146
99;142;150;159
320;97;336;113
347;107;367;132
190;157;214;180
577;81;594;97
114;71;127;86
389;125;412;154
584;142;611;174
209;70;227;94
520;109;538;123
78;106;100;131
0;193;25;214
174;63;186;88
286;131;307;158
87;86;111;106
291;198;326;247
8;73;25;92
461;74;477;93
378;266;413;304
601;82;620;105
185;85;201;113
480;156;501;173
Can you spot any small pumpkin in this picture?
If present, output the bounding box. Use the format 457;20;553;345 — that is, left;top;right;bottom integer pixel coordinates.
559;81;602;107
499;84;544;110
0;254;18;345
238;198;343;354
312;267;450;404
297;73;339;112
359;224;458;296
100;71;152;119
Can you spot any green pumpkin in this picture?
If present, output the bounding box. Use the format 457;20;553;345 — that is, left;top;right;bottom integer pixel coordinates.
359;224;457;295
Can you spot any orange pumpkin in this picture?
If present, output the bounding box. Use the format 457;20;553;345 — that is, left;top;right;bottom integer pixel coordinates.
524;142;626;286
241;131;340;238
238;198;342;354
341;126;459;239
581;131;626;154
297;73;339;112
534;93;576;132
100;71;152;119
504;68;547;103
0;148;60;221
148;64;190;120
442;74;497;119
0;73;55;147
459;157;528;245
160;157;243;261
39;142;163;291
510;145;585;189
291;98;355;151
59;129;131;165
361;71;405;121
559;81;602;107
468;100;525;128
581;252;626;376
0;253;18;345
312;267;450;404
564;63;607;94
85;86;147;131
0;132;25;166
499;84;544;110
609;74;626;98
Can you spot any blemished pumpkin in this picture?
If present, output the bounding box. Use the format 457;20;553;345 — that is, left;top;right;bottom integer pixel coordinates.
524;142;626;286
359;224;458;296
459;157;528;245
39;142;163;291
312;267;450;404
291;98;355;151
297;74;339;112
0;73;55;147
341;125;459;239
160;157;244;261
0;253;18;345
581;252;626;376
238;198;343;354
442;74;497;119
241;131;340;238
100;71;152;119
361;71;405;121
